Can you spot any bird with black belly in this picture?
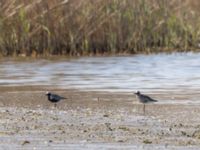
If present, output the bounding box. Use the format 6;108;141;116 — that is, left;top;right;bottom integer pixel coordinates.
46;92;67;108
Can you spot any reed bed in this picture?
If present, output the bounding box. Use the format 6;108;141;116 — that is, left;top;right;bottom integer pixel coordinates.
0;0;200;56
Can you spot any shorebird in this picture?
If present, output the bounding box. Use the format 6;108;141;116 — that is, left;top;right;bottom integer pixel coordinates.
45;92;66;107
134;91;157;114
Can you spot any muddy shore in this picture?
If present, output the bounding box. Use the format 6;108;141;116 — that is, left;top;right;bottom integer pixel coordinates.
1;86;200;149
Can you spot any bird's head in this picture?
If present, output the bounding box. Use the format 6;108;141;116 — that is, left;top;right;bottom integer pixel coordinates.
134;91;140;95
46;91;51;96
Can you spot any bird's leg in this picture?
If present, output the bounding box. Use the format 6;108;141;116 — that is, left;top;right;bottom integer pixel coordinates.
54;103;57;108
143;104;145;115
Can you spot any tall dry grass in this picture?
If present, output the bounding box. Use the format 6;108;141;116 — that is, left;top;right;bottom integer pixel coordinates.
0;0;200;56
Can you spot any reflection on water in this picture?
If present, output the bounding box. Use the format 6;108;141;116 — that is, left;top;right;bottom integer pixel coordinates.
1;53;200;92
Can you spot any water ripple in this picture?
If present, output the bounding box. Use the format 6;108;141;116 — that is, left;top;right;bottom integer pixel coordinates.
1;53;200;91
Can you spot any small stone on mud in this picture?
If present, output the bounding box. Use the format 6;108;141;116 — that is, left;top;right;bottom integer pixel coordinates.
21;140;30;145
105;123;111;126
117;140;124;143
105;123;113;131
103;114;109;117
49;140;53;143
192;130;200;139
181;131;187;136
118;126;129;131
143;139;152;144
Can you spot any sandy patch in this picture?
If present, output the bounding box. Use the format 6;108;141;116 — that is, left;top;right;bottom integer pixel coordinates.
0;86;200;149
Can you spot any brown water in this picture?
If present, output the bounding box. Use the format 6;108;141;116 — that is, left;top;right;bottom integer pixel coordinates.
1;53;200;92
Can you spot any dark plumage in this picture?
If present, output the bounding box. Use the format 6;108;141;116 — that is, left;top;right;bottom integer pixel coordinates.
134;91;157;103
46;92;66;107
134;91;157;114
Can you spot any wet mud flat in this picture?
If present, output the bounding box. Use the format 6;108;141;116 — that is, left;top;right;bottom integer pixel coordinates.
1;86;200;149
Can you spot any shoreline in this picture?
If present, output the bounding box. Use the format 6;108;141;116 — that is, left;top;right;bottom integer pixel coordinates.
1;86;200;149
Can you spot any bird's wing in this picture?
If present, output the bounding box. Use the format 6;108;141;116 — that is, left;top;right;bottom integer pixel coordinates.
149;98;157;102
55;94;66;100
142;94;157;102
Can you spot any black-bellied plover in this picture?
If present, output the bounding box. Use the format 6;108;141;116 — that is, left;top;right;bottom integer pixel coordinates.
134;91;157;114
46;92;66;107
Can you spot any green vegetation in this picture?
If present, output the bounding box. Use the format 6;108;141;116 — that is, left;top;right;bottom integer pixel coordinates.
0;0;200;57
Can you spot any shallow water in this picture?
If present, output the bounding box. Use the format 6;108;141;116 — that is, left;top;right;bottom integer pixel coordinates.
1;53;200;92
